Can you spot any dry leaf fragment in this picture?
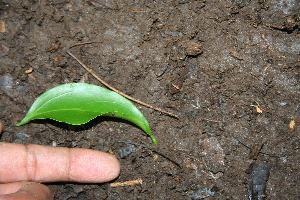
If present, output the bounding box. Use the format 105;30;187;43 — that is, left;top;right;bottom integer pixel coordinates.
251;100;263;113
249;142;264;160
0;19;6;33
230;51;244;60
255;106;263;113
47;43;60;52
181;40;203;56
170;65;189;94
25;67;34;74
289;119;295;130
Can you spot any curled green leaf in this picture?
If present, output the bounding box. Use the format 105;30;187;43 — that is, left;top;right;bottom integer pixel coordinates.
16;83;157;144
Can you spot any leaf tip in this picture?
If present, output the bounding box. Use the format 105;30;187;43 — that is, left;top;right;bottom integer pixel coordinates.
150;135;157;144
16;122;23;126
16;118;28;126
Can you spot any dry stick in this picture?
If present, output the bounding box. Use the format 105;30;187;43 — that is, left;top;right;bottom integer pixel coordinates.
66;43;179;118
232;134;275;158
118;140;182;169
109;178;143;187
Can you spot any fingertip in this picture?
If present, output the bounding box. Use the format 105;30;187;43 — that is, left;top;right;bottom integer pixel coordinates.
102;152;121;181
70;149;120;183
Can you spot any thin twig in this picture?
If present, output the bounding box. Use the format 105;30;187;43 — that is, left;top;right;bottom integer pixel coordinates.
109;178;143;187
66;42;178;118
118;140;182;168
232;134;276;158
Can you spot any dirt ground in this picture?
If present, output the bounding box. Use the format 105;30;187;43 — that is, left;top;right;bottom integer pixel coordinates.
0;0;299;199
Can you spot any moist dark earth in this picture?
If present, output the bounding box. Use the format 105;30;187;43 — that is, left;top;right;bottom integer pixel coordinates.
0;0;299;199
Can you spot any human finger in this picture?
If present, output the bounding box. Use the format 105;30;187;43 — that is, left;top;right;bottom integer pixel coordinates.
0;142;120;183
0;182;53;200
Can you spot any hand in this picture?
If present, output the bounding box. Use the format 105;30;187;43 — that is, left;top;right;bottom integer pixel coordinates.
0;142;120;200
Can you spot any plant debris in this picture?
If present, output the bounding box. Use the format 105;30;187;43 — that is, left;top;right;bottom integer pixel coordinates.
109;178;143;187
170;65;189;94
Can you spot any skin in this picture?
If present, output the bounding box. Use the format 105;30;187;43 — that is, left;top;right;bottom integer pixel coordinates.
0;142;120;200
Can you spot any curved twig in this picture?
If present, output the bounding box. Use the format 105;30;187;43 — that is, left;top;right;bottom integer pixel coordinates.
66;42;178;118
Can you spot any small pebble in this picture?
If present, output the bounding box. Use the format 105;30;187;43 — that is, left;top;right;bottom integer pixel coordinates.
279;102;288;106
51;141;57;147
71;185;84;193
15;132;30;140
247;163;272;200
117;144;135;159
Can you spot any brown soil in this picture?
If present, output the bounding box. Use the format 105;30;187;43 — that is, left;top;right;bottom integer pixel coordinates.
1;0;299;199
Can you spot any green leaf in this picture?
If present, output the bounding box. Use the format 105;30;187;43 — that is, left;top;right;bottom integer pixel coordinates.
16;83;157;144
